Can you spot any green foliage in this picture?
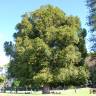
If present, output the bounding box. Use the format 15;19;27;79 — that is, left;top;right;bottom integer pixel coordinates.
64;45;81;66
0;76;4;84
5;5;88;87
12;80;20;88
89;65;96;84
33;68;52;86
77;28;87;65
56;65;89;86
4;41;15;58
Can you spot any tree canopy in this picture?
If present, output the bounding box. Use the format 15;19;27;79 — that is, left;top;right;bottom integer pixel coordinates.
4;5;88;90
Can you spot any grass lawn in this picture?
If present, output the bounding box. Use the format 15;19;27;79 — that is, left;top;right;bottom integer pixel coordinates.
0;88;95;96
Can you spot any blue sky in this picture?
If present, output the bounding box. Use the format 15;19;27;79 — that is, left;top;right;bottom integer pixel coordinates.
0;0;89;65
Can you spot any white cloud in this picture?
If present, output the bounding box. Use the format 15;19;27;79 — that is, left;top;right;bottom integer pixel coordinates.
0;52;9;66
0;33;9;66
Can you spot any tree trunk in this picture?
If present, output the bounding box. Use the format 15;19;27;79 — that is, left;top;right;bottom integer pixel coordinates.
16;87;18;94
25;86;28;94
42;85;50;94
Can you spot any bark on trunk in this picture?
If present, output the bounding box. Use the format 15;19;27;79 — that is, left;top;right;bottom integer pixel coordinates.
42;85;50;94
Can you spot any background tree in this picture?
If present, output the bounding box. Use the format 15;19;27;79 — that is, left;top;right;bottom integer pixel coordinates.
87;0;96;85
4;5;88;93
4;41;15;59
87;0;96;51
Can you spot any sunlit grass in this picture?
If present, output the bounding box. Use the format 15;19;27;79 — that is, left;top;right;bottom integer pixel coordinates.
0;88;95;96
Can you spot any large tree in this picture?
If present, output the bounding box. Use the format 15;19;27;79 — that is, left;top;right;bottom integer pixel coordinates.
4;5;88;93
